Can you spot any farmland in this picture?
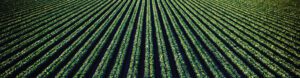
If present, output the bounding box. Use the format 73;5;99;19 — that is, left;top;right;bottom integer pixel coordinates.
0;0;299;77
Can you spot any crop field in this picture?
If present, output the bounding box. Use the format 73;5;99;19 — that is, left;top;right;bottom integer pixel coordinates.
0;0;299;77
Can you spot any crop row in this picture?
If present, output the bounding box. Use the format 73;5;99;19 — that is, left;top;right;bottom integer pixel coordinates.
0;0;299;77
